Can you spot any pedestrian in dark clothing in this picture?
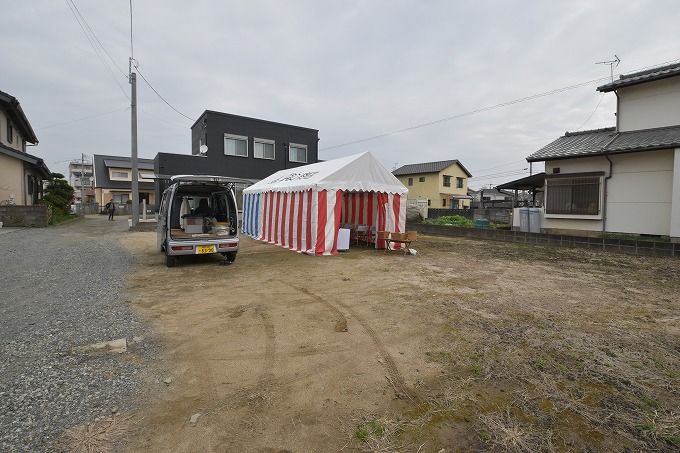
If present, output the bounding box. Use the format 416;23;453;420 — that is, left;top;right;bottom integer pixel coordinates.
105;198;115;220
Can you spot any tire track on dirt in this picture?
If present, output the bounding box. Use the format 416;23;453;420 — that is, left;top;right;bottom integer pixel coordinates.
253;304;276;385
286;284;419;402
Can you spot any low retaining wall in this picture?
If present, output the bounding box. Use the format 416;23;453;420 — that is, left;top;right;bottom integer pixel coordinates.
0;205;49;227
410;223;679;258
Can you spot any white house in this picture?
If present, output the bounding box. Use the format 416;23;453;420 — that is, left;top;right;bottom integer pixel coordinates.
523;62;680;241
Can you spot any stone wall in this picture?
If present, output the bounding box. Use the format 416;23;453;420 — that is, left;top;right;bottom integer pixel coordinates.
0;205;49;227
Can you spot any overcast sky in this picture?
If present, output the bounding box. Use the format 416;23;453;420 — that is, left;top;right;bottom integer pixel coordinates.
3;1;679;188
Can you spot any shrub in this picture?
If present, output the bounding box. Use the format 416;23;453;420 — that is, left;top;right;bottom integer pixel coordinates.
423;215;473;227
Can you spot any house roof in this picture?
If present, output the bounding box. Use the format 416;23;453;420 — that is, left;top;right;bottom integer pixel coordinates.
392;159;472;177
0;90;38;144
191;110;319;132
597;62;680;92
103;159;155;170
93;154;155;190
0;143;50;177
526;125;680;162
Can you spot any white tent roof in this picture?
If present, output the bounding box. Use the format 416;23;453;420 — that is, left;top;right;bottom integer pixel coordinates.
243;152;408;194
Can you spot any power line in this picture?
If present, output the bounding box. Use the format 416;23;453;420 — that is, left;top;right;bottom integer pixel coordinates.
134;64;196;122
68;0;125;75
575;92;605;131
64;0;129;101
40;107;129;129
470;159;528;175
320;57;680;152
469;168;530;180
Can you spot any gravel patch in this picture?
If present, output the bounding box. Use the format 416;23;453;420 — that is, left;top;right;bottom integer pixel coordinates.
0;217;159;452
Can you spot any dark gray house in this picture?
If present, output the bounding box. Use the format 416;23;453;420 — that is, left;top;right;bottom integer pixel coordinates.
154;111;320;204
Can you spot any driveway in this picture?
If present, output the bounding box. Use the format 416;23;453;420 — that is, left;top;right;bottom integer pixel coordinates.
0;215;156;452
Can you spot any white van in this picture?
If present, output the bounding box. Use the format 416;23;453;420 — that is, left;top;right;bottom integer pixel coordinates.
157;175;239;267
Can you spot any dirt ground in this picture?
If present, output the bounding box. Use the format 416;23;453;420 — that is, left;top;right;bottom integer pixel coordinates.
118;232;680;452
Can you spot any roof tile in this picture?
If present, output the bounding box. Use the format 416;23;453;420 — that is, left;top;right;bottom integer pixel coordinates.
393;159;471;176
527;125;680;162
597;62;680;92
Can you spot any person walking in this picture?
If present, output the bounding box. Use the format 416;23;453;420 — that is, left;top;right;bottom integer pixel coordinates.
105;198;116;220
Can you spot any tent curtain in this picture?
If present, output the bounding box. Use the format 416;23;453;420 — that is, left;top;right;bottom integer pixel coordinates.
242;189;406;256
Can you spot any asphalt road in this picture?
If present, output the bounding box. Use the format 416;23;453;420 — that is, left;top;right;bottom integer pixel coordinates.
0;216;156;452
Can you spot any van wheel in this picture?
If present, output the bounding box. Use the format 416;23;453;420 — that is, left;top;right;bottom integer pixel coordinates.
224;252;237;263
166;255;177;267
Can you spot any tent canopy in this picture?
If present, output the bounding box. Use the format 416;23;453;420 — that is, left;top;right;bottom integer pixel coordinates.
243;152;408;195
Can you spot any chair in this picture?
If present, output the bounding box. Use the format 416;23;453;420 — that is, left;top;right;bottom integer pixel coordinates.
377;231;391;252
384;231;417;254
356;225;369;245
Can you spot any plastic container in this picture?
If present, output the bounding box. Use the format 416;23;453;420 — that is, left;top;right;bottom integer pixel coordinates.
474;219;489;229
528;208;542;233
519;208;530;232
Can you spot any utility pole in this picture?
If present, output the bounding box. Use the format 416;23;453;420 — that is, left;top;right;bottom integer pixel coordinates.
81;152;86;213
129;64;139;226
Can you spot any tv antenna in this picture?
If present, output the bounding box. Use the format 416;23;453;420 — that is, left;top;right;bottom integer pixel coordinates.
596;55;621;82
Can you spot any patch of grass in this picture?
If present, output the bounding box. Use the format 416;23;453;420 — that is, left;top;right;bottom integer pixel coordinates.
602;232;670;243
354;420;385;442
667;434;680;447
423;215;473;227
49;212;78;225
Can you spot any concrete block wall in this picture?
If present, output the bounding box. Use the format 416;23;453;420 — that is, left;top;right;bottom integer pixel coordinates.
0;205;49;227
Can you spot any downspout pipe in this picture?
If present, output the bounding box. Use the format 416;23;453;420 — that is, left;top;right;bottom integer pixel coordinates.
602;154;613;234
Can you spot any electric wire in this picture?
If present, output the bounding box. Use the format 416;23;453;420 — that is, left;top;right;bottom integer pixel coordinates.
575;92;605;131
64;0;129;101
133;64;196;122
320;57;680;152
68;0;126;75
40;107;129;129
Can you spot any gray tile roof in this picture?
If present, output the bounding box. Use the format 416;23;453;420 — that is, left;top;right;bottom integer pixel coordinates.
527;125;680;162
93;154;155;190
597;62;680;92
393;159;471;177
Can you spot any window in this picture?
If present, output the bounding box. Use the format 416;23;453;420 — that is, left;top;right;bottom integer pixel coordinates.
456;177;464;189
407;177;413;186
442;198;446;207
546;175;601;215
113;193;129;204
419;176;425;182
224;134;248;157
6;118;13;144
111;171;129;178
289;143;307;163
443;175;451;187
254;139;275;160
427;199;431;206
139;172;154;181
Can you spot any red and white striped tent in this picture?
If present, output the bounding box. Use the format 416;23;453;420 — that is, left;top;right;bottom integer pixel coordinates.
242;152;408;256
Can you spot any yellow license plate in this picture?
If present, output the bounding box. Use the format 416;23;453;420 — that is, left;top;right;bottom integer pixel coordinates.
196;245;216;254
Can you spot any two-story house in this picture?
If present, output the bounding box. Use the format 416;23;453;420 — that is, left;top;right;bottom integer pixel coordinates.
525;62;680;241
93;154;156;209
392;160;472;208
0;90;50;205
154;111;320;205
